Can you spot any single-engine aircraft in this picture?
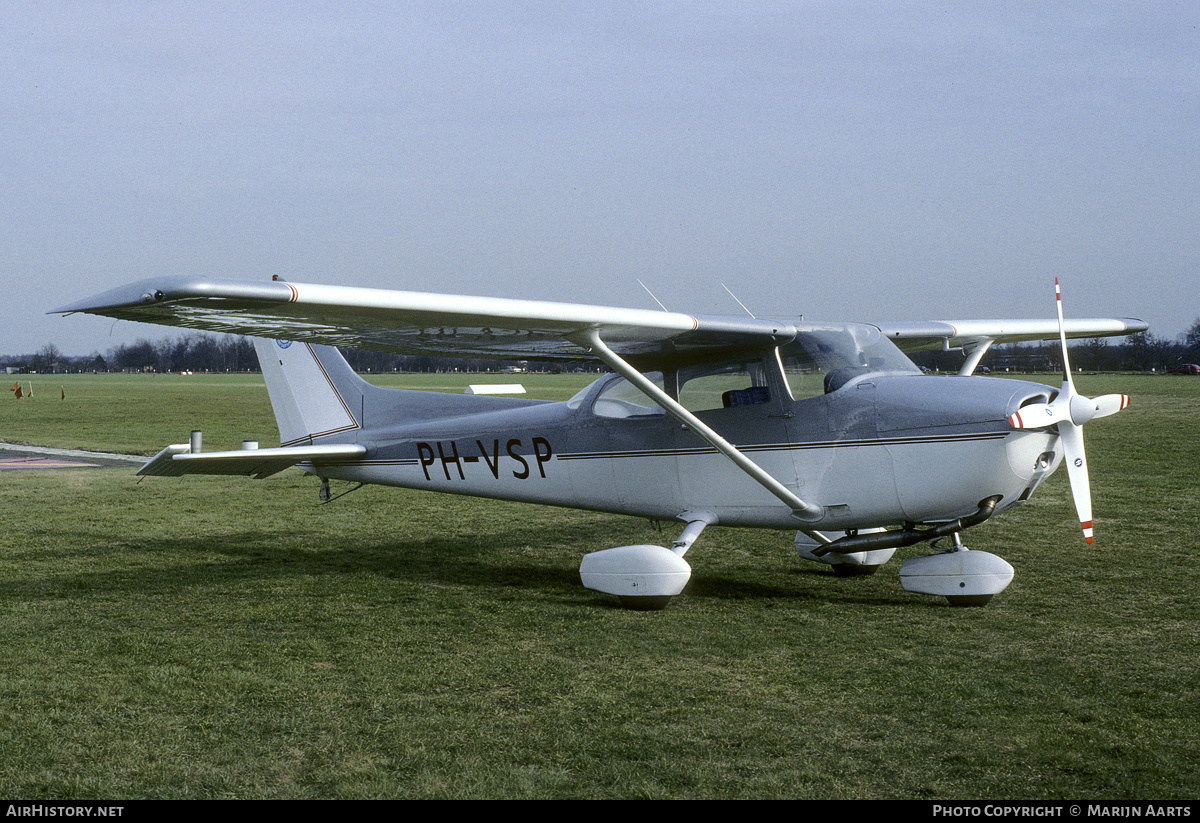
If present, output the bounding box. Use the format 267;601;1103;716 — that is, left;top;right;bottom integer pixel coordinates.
54;277;1145;608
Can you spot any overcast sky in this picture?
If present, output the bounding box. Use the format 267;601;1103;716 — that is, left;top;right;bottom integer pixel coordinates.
4;1;1197;357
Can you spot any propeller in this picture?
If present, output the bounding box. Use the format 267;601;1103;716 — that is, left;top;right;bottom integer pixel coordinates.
1006;279;1130;544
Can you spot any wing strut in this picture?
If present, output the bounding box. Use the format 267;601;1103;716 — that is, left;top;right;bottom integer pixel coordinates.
957;337;995;376
573;329;829;533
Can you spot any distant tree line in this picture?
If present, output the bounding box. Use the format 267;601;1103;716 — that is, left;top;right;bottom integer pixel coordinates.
5;320;1200;375
3;334;257;374
3;332;579;375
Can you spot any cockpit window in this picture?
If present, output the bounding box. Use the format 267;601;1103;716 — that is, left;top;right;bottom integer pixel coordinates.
781;324;919;398
585;326;917;418
591;357;779;418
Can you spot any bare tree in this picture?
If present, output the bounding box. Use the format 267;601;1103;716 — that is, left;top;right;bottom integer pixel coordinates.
34;342;63;373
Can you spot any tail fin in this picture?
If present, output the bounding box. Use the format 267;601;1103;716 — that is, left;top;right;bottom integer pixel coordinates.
252;338;365;446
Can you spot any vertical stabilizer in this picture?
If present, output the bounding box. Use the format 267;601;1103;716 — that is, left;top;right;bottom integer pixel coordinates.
253;338;362;446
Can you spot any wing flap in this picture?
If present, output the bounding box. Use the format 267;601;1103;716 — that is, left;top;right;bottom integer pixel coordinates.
138;443;367;479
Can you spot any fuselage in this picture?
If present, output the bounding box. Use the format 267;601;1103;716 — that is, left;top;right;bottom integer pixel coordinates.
312;367;1063;533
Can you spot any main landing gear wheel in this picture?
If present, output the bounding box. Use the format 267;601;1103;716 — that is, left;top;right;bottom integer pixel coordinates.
579;544;692;610
796;531;897;577
579;516;712;610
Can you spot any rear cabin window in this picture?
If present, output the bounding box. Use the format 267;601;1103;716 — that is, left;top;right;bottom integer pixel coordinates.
591;372;666;418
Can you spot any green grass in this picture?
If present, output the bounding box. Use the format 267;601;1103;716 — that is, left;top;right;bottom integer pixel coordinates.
1;372;1198;798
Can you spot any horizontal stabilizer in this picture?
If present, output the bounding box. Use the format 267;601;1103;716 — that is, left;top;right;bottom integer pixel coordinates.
138;443;366;479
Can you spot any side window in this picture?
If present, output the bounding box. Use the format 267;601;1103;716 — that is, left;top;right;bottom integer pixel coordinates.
592;373;666;419
780;350;832;400
678;360;771;413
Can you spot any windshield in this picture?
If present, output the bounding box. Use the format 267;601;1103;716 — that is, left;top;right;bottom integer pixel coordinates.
780;323;919;397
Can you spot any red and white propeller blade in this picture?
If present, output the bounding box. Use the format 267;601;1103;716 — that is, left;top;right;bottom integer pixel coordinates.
1057;422;1094;544
1008;390;1068;430
1009;391;1129;430
1055;278;1076;392
1008;280;1131;544
1090;393;1131;420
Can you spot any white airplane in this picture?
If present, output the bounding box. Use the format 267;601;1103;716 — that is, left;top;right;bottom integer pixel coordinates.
54;276;1145;608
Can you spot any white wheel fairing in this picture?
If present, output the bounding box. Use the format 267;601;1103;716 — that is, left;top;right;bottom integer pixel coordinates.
899;551;1014;601
579;545;692;601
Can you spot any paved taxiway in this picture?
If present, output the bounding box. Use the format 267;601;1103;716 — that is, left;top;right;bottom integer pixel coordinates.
0;442;144;470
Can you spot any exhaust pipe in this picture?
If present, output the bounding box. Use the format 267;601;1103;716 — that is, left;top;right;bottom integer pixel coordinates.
813;495;1002;556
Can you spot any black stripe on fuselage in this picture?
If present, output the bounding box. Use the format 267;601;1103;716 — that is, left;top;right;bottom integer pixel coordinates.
553;431;1008;462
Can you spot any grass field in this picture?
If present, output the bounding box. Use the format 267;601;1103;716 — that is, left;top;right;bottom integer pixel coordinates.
1;371;1198;798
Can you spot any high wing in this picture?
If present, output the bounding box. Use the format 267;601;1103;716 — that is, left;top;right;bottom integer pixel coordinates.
52;276;797;369
876;318;1148;354
53;275;1147;375
876;317;1148;375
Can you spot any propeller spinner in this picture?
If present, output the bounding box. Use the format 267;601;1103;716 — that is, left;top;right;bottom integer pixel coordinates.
1007;279;1130;543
